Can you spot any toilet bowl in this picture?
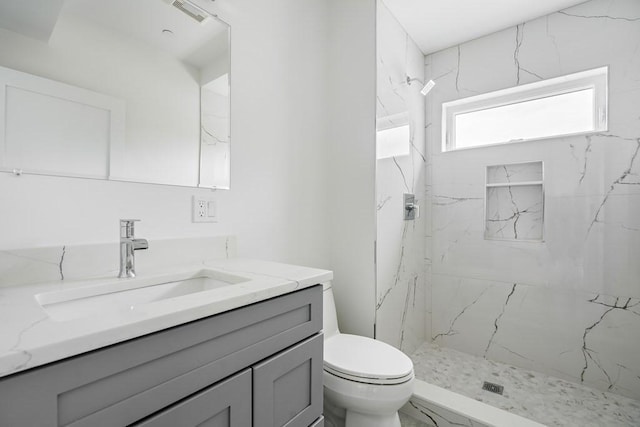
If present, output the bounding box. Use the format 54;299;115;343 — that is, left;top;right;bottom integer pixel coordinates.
322;282;414;427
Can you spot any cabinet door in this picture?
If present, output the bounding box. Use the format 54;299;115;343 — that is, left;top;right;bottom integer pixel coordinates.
253;334;323;427
132;369;251;427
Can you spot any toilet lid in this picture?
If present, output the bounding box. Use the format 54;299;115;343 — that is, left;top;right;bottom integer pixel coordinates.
324;334;414;385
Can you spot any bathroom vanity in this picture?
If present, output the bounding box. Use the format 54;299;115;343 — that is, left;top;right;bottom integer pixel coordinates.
0;258;330;426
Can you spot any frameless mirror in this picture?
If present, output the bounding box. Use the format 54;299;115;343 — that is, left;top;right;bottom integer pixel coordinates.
0;0;230;189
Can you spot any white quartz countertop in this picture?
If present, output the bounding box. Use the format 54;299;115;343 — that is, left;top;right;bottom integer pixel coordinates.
0;258;332;379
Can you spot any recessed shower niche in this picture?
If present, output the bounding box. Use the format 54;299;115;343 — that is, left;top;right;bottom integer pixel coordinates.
484;161;544;242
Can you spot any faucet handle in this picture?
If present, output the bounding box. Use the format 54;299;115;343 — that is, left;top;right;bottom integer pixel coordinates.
120;219;141;238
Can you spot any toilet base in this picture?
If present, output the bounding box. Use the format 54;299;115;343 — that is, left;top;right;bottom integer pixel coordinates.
324;397;402;427
323;370;414;427
323;397;345;427
345;410;401;427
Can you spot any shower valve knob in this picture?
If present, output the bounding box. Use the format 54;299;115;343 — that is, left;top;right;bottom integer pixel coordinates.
403;193;419;220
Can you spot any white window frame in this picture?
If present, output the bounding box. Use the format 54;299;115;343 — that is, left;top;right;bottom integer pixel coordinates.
442;66;608;152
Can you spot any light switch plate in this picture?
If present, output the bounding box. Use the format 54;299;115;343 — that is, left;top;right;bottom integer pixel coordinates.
192;196;217;223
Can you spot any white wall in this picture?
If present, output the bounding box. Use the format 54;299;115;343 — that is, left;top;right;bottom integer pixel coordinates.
327;0;377;337
0;0;331;273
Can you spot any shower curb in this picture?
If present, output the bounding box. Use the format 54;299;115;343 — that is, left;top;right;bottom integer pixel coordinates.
400;379;546;427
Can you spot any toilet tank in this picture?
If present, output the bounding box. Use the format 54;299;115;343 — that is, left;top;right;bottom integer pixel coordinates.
322;282;340;339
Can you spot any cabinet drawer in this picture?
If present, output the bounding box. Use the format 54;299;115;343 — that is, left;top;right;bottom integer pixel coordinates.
0;285;322;426
253;334;323;427
133;369;252;427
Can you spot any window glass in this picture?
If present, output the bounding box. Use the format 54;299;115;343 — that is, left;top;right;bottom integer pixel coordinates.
442;67;607;152
455;89;594;149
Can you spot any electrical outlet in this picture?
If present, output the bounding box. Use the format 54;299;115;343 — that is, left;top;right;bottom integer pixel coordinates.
192;196;217;223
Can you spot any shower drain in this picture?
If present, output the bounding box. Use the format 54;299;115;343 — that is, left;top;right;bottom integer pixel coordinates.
482;381;504;395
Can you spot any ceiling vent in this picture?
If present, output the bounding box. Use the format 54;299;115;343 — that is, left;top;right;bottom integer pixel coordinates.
168;0;210;24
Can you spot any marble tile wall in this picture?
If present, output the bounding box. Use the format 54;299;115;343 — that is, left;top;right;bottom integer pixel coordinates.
375;0;427;354
425;0;640;400
0;236;235;288
485;184;544;241
485;162;544;241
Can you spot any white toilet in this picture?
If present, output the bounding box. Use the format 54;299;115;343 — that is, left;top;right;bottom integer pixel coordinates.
322;282;414;427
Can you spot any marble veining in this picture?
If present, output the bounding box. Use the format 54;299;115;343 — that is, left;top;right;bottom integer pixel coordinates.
58;246;66;280
0;236;236;289
392;157;411;193
410;343;640;426
485;186;543;241
581;295;640;388
486;162;543;184
375;0;427;355
483;283;516;357
432;287;489;342
399;412;429;427
0;255;332;378
0;235;333;378
514;24;525;84
377;222;407;311
378;195;393;211
587;138;640;237
409;401;471;427
571;136;593;185
431;275;640;400
557;10;640;21
425;0;640;402
485;162;544;241
405;400;488;427
401;379;545;427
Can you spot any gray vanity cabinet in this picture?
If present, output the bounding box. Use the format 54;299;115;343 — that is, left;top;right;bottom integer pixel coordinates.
0;285;323;427
133;369;252;427
253;334;323;427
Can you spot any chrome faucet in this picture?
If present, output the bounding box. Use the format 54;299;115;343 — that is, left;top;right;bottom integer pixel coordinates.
118;219;149;278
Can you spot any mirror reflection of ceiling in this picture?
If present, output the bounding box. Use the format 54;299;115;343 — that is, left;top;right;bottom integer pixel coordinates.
61;0;227;72
0;0;64;41
382;0;588;54
0;0;227;76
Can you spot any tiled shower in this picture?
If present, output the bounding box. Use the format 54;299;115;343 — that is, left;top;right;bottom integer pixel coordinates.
376;0;640;425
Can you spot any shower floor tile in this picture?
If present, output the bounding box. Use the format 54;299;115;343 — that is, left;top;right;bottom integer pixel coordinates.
410;343;640;426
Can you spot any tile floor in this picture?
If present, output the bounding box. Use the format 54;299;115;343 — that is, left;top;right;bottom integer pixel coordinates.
409;343;640;426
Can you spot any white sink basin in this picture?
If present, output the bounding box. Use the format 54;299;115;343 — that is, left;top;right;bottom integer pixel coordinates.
35;269;250;321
